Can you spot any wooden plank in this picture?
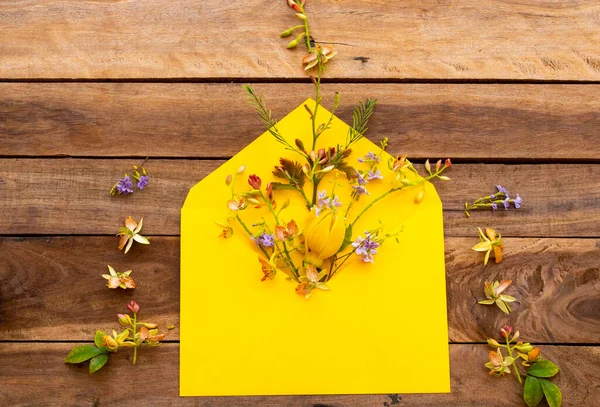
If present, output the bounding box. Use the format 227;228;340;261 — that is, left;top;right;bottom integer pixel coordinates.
0;343;598;406
1;1;599;80
0;159;599;237
2;83;600;160
1;237;598;344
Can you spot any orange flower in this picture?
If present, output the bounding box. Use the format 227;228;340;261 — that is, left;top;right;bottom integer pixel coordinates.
258;256;278;282
117;217;150;254
274;220;299;241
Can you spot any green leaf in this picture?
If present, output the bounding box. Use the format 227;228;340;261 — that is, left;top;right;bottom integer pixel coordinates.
89;353;109;374
94;330;108;349
64;345;104;363
524;376;544;407
478;299;495;305
540;378;562;407
528;360;560;378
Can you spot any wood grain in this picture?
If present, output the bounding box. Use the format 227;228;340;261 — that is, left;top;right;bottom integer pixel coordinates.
1;236;598;344
2;83;600;160
0;159;599;237
0;343;598;406
1;1;600;80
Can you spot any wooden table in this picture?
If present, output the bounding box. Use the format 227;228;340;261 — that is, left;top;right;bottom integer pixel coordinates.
1;1;599;406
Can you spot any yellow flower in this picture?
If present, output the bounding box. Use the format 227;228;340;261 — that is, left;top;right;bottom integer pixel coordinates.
303;209;346;267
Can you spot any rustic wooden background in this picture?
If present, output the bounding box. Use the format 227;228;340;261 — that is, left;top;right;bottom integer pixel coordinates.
1;1;599;406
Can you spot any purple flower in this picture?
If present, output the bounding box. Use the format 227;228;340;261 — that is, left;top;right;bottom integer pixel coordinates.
490;194;496;199
367;170;383;181
331;196;342;208
355;170;368;185
491;203;498;211
352;185;369;196
513;194;522;209
317;190;330;207
352;234;380;263
503;199;510;210
137;175;149;190
358;152;380;163
259;233;275;247
116;176;134;195
253;233;275;248
496;185;508;194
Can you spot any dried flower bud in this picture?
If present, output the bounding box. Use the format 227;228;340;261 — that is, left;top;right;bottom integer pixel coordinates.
295;138;305;151
304;104;314;116
225;174;232;186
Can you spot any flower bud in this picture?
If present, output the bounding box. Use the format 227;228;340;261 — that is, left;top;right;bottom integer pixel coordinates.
102;335;119;351
295;139;305;151
320;165;335;173
295;12;307;20
126;301;139;314
401;178;413;186
302;164;310;176
280;27;295;37
515;343;534;353
425;159;431;174
287;0;302;12
487;338;501;347
287;33;304;49
436;159;442;172
303;210;346;267
117;313;132;326
439;176;451;181
237;165;246;174
500;325;513;338
225;174;232;186
248;174;262;189
445;158;452;168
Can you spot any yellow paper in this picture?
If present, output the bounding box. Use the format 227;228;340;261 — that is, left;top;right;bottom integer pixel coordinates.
181;99;450;396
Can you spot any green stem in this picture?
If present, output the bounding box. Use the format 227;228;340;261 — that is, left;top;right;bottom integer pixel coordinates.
132;313;138;365
236;214;269;258
506;338;522;384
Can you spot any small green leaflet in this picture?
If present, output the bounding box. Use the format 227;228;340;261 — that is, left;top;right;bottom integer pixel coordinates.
528;360;560;378
64;345;104;363
89;353;109;374
524;376;544;407
540;378;562;407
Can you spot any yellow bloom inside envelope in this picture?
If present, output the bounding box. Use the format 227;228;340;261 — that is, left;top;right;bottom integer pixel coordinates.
181;99;450;396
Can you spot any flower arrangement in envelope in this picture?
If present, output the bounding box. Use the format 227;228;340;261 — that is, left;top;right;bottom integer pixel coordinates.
180;98;451;396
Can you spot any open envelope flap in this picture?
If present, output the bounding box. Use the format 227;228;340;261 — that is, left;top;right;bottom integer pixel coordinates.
181;99;450;396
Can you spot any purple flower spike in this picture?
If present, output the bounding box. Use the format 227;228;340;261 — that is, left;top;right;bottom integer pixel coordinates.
137;175;149;190
496;185;508;194
358;152;380;163
116;176;134;195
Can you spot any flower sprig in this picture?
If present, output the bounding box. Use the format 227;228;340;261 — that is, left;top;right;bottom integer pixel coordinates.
478;279;515;314
465;185;522;217
110;159;150;195
102;265;135;289
472;227;503;265
485;326;562;407
64;302;165;374
117;216;150;254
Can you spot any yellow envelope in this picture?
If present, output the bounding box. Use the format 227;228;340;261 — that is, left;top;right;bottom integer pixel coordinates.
181;99;450;396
